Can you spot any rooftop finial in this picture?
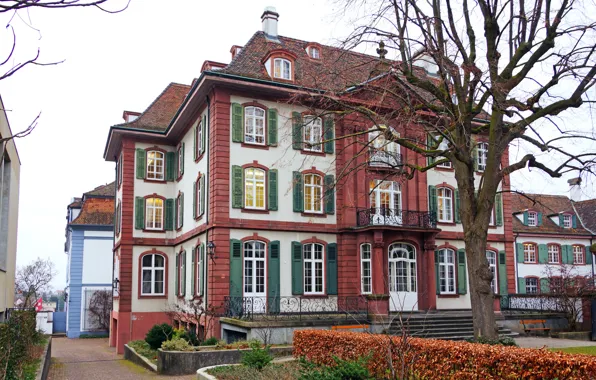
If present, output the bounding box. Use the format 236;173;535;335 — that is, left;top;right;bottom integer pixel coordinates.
377;41;388;59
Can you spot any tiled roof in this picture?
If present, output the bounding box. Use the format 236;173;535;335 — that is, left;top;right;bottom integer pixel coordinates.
112;83;190;132
511;193;591;235
68;198;82;208
573;199;596;234
70;197;114;226
84;182;115;198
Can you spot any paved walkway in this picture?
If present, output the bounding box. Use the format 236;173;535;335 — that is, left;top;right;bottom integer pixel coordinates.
516;337;596;348
48;337;195;380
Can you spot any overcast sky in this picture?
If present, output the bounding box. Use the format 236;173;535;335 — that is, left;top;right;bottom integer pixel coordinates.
1;0;594;290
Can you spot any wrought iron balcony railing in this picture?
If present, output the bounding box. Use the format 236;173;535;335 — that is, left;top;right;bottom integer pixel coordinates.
222;296;368;321
357;208;437;229
369;151;403;168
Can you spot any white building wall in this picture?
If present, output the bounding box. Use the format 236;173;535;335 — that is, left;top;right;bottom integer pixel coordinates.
131;245;176;313
82;235;114;284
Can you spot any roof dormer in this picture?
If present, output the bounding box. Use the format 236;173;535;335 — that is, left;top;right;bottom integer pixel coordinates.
262;49;297;82
305;43;322;60
553;212;577;229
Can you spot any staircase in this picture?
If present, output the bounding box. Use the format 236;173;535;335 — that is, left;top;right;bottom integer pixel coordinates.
386;312;518;341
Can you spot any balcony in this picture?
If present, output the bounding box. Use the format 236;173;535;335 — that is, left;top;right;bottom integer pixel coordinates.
369;151;402;168
356;208;437;229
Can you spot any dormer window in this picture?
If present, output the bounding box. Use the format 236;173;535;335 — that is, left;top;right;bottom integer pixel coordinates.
309;46;320;59
273;58;291;80
563;214;572;228
527;211;537;227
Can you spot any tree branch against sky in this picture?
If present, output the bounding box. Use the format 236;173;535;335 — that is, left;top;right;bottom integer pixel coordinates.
310;0;596;338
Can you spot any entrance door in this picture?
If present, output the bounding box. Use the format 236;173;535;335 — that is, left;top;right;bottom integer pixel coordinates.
243;240;267;313
388;243;417;311
370;180;402;225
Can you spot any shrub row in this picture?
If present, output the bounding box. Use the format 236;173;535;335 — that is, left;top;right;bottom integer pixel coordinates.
0;310;39;380
293;330;596;379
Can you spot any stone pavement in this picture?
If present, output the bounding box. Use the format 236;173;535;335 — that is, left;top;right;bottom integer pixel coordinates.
515;336;596;348
48;337;195;380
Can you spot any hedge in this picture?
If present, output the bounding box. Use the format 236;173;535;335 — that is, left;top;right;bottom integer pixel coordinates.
0;310;38;380
293;330;596;379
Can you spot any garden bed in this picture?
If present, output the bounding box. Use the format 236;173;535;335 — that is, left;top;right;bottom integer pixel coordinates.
204;361;301;380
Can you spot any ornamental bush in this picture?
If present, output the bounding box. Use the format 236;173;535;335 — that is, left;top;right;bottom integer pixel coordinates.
293;330;596;379
161;337;192;351
0;310;38;380
145;323;174;350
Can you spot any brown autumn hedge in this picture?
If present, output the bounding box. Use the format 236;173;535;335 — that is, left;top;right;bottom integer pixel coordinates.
293;330;596;379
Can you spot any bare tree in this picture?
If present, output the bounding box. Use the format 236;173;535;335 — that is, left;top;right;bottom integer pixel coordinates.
291;0;596;338
165;297;217;344
15;257;56;307
87;290;112;330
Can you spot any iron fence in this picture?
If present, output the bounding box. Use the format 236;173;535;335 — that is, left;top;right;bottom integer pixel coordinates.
500;294;575;312
369;151;403;168
357;208;436;229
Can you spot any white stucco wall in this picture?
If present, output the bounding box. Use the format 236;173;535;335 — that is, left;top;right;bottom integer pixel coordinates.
131;245;176;313
82;236;114;284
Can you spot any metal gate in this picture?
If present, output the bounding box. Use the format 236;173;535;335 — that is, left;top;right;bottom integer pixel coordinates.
53;311;66;333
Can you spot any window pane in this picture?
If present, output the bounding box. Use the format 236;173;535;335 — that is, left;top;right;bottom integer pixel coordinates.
142;255;152;267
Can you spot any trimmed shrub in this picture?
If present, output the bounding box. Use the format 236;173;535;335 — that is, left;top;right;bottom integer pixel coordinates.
202;336;219;346
241;340;273;370
299;356;372;380
293;330;596;379
0;310;38;380
161;337;192;351
145;323;174;350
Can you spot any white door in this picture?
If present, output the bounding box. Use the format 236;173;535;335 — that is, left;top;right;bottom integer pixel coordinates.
243;240;267;313
370;180;402;225
388;243;418;311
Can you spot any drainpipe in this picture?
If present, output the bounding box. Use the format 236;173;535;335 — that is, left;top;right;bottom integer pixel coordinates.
111;156;117;323
514;232;519;294
205;95;211;309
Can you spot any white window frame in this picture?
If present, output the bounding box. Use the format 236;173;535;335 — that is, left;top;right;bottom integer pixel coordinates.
486;251;497;294
573;245;584;264
438;248;456;294
370;180;402;212
526;277;538;294
195;175;202;217
176;194;183;229
524;243;536;263
360;244;372;294
244;106;266;145
243;240;267;296
195;247;203;295
141;254;166;296
177;252;185;296
146;150;165;180
369;128;400;167
177;145;183;177
303;116;323;152
527;212;537;226
303;243;324;294
244;168;266;210
304;174;323;213
435;135;452;168
273;58;291;80
196;120;203;157
145;197;164;230
477;142;488;172
548;245;560;264
489;207;495;226
80;286;111;332
563;214;572;228
309;46;320;59
437;187;453;222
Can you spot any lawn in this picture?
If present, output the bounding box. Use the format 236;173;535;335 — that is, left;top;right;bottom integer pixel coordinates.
127;340;158;364
207;361;301;380
549;346;596;356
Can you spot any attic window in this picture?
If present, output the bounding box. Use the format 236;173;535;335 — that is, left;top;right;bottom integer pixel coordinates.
563;214;572;228
309;46;320;59
273;58;291;80
527;211;537;227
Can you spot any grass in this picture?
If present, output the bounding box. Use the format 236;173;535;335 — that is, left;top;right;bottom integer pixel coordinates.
207;361;301;380
21;334;50;380
549;346;596;356
127;340;158;364
79;333;109;339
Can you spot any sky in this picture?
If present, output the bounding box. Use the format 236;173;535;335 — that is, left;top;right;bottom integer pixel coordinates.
1;0;594;291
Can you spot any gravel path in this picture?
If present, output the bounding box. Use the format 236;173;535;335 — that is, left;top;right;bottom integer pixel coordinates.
48;337;195;380
515;337;596;348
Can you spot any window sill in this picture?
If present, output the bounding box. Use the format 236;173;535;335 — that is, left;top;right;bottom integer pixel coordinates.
301;212;326;218
195;153;205;163
241;208;270;214
194;214;204;221
138;295;167;299
301;294;328;299
438;294;460;298
522;261;538;265
434;166;454;172
437;221;457;226
144;179;167;184
175;226;183;232
142;229;166;233
241;142;269;150
176;174;184;182
300;149;325;157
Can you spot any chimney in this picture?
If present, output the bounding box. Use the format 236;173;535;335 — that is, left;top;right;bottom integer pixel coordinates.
568;177;582;202
261;6;279;38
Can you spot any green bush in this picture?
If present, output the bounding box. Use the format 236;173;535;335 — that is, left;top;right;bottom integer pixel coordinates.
241;341;273;371
0;310;39;380
161;337;192;351
145;323;174;350
466;336;518;346
179;329;201;346
128;340;158;363
299;356;372;380
202;336;219;346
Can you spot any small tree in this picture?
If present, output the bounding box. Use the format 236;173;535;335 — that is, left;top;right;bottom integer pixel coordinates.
87;290;112;331
15;257;56;307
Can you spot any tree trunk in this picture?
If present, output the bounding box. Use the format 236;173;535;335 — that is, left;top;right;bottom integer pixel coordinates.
465;234;498;339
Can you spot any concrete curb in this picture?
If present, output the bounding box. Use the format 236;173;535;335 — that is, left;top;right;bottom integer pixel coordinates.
196;357;294;380
35;336;52;380
124;344;158;372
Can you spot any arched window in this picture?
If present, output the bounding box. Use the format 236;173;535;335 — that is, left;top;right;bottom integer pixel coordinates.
369;127;400;167
244;106;266;144
437;187;453;222
523;243;537;263
303;116;323;152
273;58;291;80
146;150;165;180
141;254;165;295
486;251;497;294
243;241;266;296
145;197;164;230
244;168;266;209
369;180;402;225
304;174;323;213
360;244;372;294
438;248;456;294
303;243;324;294
548;244;560;264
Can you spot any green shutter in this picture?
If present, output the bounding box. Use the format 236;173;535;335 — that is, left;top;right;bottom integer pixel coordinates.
457;249;467;295
291;242;303;295
327;243;338;295
498;251;507;295
181;251;186;297
232;103;243;143
538;244;548;263
572;215;577;228
191;247;196;296
495;194;503;226
324;117;334;154
454;189;461;223
292;112;302;150
537;212;543;226
540;278;549;294
135;197;145;230
268;241;280;313
472;144;479;171
230;239;242;298
193;123;197;160
199;244;205;296
166;151;176;181
165;198;174;231
324;175;335;214
232;165;244;208
563;245;573;264
434;250;440;295
267;109;278;146
136;149;146;179
523;211;529;225
200;175;206;216
193;181;197;219
293;171;304;212
427;134;435;166
201;115;206;154
268;169;278;211
180;192;184;227
559;214;564;227
175;253;179;297
586;246;593;265
428;186;437;219
518;277;526;294
516;243;525;263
